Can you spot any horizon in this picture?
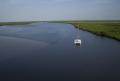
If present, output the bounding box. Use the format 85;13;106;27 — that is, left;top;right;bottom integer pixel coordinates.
1;20;120;23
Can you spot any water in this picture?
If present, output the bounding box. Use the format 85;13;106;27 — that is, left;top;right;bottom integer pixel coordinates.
0;23;120;81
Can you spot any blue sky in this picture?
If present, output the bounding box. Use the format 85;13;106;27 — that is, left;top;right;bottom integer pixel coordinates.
0;0;120;21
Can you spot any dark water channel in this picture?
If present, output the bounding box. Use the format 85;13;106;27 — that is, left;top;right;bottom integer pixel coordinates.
0;23;120;81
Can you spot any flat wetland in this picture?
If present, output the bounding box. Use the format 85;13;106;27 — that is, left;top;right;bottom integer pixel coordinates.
1;20;120;41
54;20;120;41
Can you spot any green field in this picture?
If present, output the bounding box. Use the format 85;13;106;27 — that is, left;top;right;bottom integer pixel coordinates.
68;21;120;41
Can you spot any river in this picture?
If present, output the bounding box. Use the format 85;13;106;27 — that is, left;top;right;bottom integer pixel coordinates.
0;23;120;81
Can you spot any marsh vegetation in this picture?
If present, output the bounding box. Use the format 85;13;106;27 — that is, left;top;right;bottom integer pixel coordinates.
66;21;120;41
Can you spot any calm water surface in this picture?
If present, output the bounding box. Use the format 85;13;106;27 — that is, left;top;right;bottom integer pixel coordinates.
0;23;120;81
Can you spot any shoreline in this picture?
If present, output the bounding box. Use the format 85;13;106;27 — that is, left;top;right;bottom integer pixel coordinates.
0;21;39;26
69;22;120;41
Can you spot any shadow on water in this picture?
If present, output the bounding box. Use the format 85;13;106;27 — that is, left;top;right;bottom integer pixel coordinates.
0;23;120;81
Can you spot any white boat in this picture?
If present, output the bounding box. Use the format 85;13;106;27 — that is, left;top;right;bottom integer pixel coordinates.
74;39;81;46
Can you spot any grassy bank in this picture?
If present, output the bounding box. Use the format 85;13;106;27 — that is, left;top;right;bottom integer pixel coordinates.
0;21;39;26
68;21;120;41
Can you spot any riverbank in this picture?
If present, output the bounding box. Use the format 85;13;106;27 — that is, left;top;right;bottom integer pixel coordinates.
67;21;120;41
0;21;38;26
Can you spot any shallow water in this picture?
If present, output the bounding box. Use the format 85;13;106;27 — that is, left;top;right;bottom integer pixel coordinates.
0;23;120;81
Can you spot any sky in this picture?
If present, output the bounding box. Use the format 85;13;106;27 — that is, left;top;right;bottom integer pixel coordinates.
0;0;120;21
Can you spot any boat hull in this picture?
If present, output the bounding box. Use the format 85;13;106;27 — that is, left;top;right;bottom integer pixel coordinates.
74;39;81;46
